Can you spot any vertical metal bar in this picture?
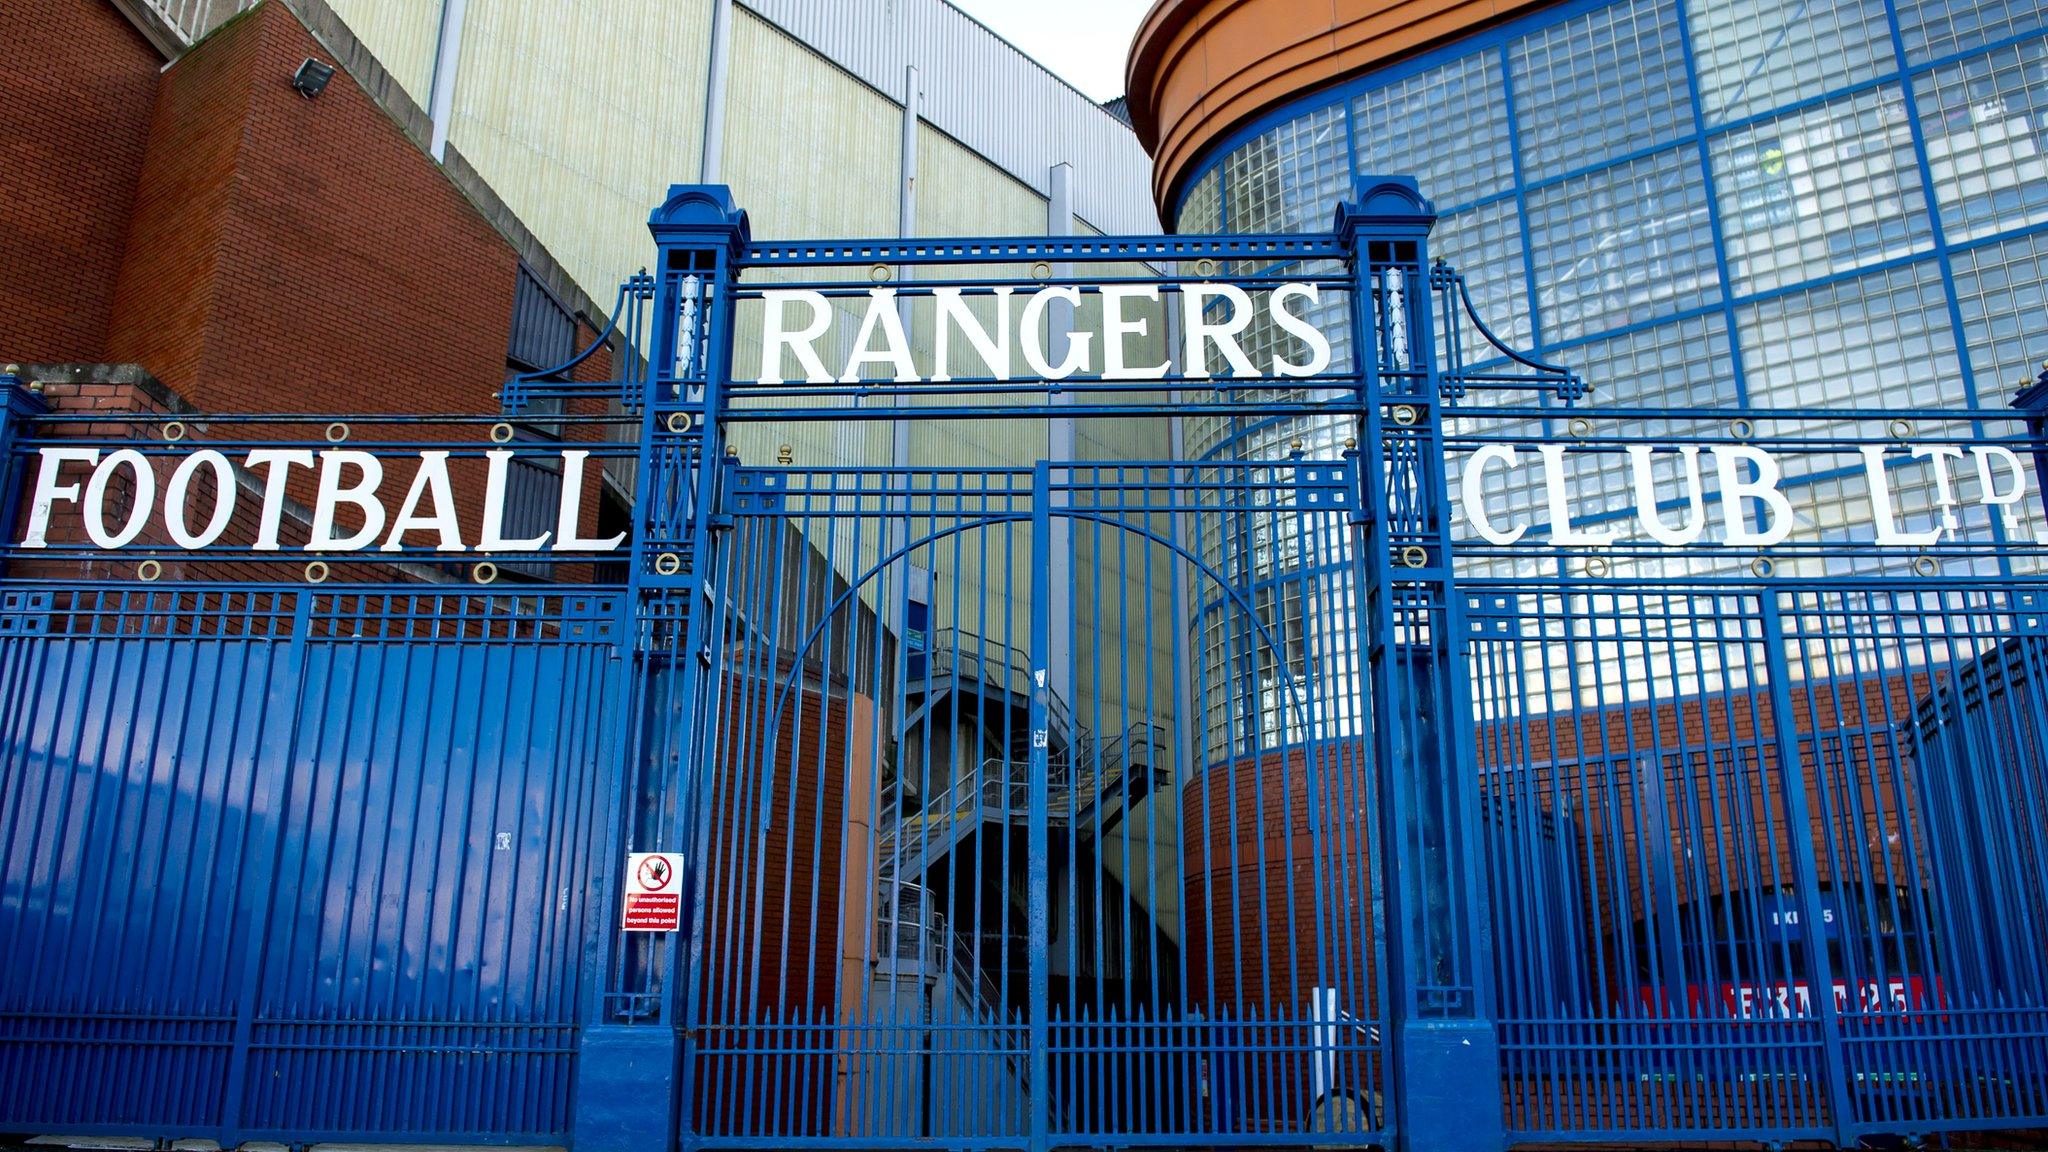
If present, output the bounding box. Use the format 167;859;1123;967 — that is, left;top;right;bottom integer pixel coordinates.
1757;591;1856;1142
217;591;313;1140
1027;461;1052;1152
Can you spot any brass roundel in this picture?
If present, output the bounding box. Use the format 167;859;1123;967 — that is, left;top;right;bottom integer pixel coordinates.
162;421;187;442
1752;556;1776;579
665;410;694;434
1568;417;1593;441
653;552;683;577
136;559;163;582
325;421;350;443
1583;555;1611;579
1390;404;1419;426
490;421;516;444
1913;555;1939;578
472;561;499;585
1030;261;1053;281
1888;419;1914;442
870;264;892;283
1399;545;1428;569
304;560;331;584
1729;418;1755;441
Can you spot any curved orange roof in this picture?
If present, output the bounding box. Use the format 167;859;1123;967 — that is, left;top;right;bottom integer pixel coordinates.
1126;0;1556;218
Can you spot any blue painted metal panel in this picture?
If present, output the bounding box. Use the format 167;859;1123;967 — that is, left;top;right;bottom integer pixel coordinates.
0;586;621;1143
0;592;297;1130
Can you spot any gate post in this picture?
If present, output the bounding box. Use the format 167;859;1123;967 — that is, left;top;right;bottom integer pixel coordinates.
1340;178;1505;1152
0;366;48;578
572;185;749;1152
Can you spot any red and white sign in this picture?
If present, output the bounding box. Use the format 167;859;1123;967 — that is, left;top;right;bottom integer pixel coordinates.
622;852;682;932
1636;975;1948;1020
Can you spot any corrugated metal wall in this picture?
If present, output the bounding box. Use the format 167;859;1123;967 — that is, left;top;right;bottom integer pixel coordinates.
738;0;1160;235
448;0;716;318
323;0;440;103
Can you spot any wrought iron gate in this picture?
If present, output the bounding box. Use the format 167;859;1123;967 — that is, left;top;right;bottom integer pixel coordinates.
672;456;1387;1148
2;179;2047;1152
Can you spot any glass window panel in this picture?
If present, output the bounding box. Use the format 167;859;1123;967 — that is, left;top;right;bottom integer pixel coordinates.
1560;310;1739;408
1528;146;1722;341
1435;199;1534;359
1896;0;2048;65
1353;50;1513;207
1738;262;1964;548
1737;259;1961;411
1510;0;1692;180
1916;33;2048;244
1687;0;1893;126
1178;167;1222;234
1710;84;1932;294
1951;230;2048;396
1223;103;1351;234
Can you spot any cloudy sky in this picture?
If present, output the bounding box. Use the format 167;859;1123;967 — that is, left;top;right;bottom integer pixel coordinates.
945;0;1156;102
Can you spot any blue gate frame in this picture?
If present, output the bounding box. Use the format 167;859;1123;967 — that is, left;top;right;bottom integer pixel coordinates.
2;180;2047;1151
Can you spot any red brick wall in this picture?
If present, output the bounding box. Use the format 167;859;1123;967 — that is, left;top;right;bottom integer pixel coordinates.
691;676;858;1138
1179;741;1380;1129
0;0;160;362
103;1;518;417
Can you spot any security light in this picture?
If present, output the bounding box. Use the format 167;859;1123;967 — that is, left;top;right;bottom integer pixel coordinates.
292;58;335;99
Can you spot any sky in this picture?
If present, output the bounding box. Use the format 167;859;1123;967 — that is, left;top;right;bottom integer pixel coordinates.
945;0;1156;103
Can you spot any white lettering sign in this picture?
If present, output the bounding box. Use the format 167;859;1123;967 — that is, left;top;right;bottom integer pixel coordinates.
756;282;1333;384
19;448;623;555
1455;442;2031;548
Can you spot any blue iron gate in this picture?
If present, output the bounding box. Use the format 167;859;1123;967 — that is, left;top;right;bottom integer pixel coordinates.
0;585;620;1138
1;179;2046;1151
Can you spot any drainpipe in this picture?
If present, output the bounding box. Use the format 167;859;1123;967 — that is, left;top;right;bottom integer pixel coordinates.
894;64;919;474
699;0;733;181
1046;163;1076;711
426;0;468;160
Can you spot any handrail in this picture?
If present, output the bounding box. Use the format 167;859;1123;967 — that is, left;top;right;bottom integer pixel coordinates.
875;720;1172;874
917;628;1075;740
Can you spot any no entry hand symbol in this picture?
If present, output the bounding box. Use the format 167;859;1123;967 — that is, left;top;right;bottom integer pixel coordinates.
637;855;673;892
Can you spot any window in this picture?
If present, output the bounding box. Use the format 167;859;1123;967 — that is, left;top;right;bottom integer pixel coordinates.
1711;85;1931;294
1916;33;2048;244
1687;0;1893;126
1510;0;1691;180
1352;50;1513;207
1528;146;1721;341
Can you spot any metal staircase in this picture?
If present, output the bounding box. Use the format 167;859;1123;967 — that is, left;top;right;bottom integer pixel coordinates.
883;629;1172;878
871;631;1177;1135
877;720;1174;883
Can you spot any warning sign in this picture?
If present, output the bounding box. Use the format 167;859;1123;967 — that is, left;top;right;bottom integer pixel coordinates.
622;852;682;932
